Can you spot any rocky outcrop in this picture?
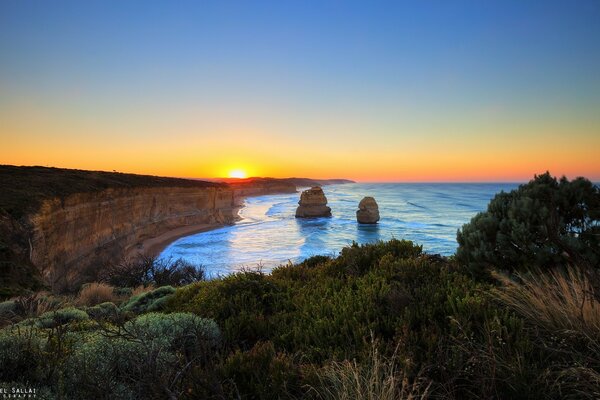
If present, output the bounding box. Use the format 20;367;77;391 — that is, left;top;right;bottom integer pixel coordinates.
356;197;380;224
295;187;332;218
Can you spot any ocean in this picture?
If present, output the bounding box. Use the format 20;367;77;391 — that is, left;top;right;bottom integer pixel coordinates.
159;183;519;277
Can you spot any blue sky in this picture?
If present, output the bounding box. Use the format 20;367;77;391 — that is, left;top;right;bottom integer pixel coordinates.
1;1;599;181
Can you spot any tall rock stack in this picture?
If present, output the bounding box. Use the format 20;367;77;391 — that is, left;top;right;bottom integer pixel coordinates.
356;197;380;224
295;187;332;218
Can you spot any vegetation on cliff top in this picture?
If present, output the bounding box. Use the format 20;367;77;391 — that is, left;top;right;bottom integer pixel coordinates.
0;165;225;219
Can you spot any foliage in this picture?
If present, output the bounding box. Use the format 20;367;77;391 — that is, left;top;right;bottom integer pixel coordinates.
168;239;551;398
1;237;599;398
64;312;220;399
85;302;119;321
457;172;600;275
0;326;46;383
170;270;285;349
120;285;176;314
100;256;205;288
220;341;303;399
30;307;89;329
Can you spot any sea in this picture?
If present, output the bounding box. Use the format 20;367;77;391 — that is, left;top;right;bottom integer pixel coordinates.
159;183;519;277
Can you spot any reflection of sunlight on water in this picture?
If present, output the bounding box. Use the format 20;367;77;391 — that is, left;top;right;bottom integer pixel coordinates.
160;183;518;277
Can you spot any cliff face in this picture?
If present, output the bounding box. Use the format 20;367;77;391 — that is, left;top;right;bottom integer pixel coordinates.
28;186;238;291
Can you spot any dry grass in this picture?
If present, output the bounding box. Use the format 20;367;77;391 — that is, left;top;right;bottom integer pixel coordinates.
76;282;117;306
492;267;600;339
310;341;432;400
493;267;600;397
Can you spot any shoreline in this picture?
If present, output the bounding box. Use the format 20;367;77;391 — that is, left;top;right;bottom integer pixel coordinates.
127;222;228;260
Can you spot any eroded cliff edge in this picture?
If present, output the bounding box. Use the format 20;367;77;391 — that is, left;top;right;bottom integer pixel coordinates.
31;186;239;291
0;166;297;293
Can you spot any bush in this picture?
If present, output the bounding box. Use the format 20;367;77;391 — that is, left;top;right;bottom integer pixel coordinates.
64;312;220;399
120;286;176;314
168;271;285;349
0;327;46;383
85;302;119;321
221;341;302;399
100;256;205;288
31;307;89;329
457;172;600;275
0;300;17;323
76;282;118;306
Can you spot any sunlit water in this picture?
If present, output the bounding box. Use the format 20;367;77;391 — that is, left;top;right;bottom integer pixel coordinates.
160;183;518;277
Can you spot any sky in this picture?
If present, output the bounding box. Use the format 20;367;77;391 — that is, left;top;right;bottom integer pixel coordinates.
1;1;599;182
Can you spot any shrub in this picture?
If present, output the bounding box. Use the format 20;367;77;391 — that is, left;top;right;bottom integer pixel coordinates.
167;271;285;349
332;239;423;277
64;312;220;399
221;341;302;399
0;300;17;324
457;172;600;275
32;307;89;329
120;286;176;314
76;282;117;306
0;326;46;383
100;256;205;288
85;302;119;321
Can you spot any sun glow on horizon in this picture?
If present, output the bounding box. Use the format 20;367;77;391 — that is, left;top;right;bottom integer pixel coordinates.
228;169;247;179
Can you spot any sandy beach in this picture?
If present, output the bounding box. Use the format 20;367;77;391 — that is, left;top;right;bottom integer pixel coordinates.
126;222;226;260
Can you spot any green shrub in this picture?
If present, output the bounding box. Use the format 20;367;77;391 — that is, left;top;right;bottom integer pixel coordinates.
85;302;119;321
221;341;302;399
0;327;46;382
64;312;220;399
168;271;286;349
0;300;17;320
457;172;600;275
18;307;90;329
120;286;175;314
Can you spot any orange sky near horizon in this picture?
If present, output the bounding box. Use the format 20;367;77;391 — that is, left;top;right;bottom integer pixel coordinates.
1;87;599;182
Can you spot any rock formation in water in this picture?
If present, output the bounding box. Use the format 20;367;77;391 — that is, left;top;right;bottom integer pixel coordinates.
356;196;380;224
295;186;332;218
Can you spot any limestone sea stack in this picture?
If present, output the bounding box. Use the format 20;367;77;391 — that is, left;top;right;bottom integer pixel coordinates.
295;186;332;218
356;196;380;224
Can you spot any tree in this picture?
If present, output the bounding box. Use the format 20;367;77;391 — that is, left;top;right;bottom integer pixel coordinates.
457;172;600;274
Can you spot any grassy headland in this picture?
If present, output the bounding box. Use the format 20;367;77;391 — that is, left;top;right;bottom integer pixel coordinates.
0;165;224;219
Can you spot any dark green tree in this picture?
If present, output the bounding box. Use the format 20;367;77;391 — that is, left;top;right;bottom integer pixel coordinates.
457;172;600;274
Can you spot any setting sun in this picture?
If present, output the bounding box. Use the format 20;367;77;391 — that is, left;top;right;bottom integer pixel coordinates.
228;169;247;179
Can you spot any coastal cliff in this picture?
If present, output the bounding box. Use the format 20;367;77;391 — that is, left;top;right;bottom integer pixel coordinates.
0;166;297;293
30;186;238;291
